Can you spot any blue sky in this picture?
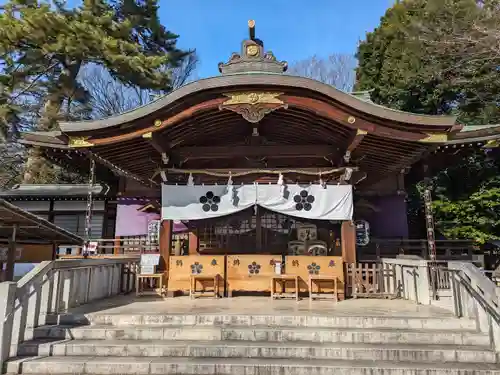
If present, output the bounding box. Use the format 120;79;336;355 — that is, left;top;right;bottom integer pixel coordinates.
161;0;395;78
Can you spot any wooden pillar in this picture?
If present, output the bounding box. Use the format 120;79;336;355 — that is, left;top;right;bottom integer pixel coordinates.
52;242;58;260
341;220;356;264
113;236;121;255
188;230;198;254
5;225;17;282
255;206;262;251
159;220;172;295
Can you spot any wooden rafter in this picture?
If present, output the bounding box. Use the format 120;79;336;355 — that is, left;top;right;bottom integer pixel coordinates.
173;144;337;160
142;132;170;164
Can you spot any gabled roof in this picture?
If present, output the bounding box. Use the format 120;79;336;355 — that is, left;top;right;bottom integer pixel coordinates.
0;184;110;198
53;74;457;134
0;199;82;243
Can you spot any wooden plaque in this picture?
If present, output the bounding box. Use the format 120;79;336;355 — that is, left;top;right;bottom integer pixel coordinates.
168;255;225;293
285;256;344;294
226;254;282;293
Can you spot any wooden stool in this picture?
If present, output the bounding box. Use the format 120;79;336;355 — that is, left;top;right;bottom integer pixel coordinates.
190;274;220;299
308;275;338;302
136;273;164;297
271;275;299;301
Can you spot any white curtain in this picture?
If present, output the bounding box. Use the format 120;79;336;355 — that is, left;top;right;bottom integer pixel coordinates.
161;184;353;221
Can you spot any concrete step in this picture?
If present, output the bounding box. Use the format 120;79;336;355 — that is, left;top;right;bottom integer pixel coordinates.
33;324;491;346
5;355;500;374
52;313;478;331
17;339;497;363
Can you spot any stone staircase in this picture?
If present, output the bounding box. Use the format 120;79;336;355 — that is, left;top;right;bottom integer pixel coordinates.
4;310;500;374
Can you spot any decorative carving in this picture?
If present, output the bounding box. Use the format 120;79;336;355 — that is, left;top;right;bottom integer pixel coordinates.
356;129;368;136
246;44;259;57
218;20;288;75
68;136;94;148
219;92;288;123
222;92;284;106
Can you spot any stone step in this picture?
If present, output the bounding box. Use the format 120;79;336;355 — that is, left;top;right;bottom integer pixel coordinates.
33;324;490;346
5;355;500;374
17;339;497;363
52;313;478;331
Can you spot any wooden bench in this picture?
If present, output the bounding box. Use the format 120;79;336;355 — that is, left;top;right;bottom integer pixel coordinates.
271;275;299;301
136;273;164;297
308;275;338;302
190;274;220;299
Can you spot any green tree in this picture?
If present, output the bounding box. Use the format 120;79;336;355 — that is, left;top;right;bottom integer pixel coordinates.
355;0;500;242
0;0;191;183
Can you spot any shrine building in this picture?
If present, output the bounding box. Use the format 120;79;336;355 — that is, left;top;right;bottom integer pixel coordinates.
17;21;500;296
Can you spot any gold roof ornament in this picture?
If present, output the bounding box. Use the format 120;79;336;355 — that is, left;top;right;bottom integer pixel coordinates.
219;92;288;123
248;19;256;40
68;136;94;148
419;133;449;143
218;20;288;75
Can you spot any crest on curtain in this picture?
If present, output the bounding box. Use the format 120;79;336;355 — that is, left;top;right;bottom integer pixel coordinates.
162;184;352;221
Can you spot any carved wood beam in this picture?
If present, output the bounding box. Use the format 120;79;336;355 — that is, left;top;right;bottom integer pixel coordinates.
281;95;447;142
142;131;170;164
64;94;450;148
173;144;337;160
343;129;367;163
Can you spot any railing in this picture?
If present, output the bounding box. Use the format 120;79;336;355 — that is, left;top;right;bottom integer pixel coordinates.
358;239;476;262
345;263;397;298
375;257;500;354
0;257;139;369
57;237;159;257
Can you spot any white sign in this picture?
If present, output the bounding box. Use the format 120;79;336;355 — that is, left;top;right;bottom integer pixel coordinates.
0;247;22;262
140;254;160;266
140;265;155;275
274;262;282;275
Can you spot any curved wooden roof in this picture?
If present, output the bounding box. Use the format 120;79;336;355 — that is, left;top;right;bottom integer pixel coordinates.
58;74;457;133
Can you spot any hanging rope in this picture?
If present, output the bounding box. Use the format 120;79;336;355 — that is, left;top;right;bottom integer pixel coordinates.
160;167;352;178
83;154;96;255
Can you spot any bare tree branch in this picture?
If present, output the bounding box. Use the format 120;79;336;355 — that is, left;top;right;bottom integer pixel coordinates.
78;51;199;119
287;54;357;92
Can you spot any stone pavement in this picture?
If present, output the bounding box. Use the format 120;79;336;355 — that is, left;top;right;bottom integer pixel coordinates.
65;294;456;317
5;296;500;374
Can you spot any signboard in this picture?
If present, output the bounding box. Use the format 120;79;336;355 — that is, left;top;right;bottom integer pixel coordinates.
355;220;370;246
147;220;160;244
140;254;160;275
140;254;160;266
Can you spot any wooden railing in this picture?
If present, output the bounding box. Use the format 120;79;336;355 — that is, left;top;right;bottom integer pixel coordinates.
358;239;476;262
0;257;139;370
57;237;159;257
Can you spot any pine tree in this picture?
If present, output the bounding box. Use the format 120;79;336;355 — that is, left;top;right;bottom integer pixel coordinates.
0;0;191;183
355;0;500;242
